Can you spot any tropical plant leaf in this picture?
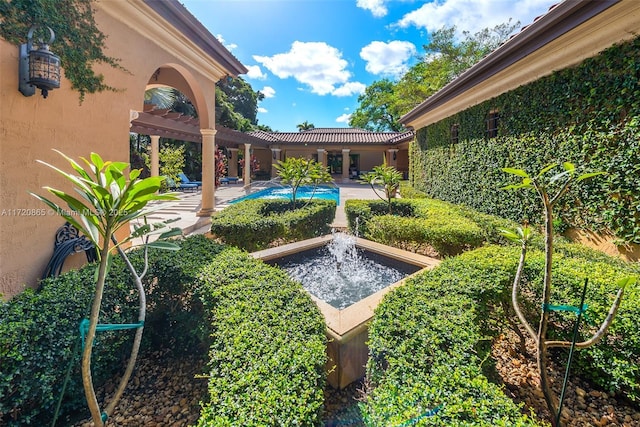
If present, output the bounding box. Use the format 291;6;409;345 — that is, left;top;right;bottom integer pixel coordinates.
146;241;180;251
616;276;637;288
157;228;182;240
538;163;558;176
577;171;606;182
501;167;529;178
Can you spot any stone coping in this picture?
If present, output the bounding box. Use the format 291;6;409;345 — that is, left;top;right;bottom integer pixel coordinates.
251;235;440;337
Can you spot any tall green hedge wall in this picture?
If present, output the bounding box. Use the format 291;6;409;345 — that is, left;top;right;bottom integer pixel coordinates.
410;36;640;243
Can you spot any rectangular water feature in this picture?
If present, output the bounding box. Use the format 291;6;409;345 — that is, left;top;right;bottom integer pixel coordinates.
265;235;421;310
252;234;440;388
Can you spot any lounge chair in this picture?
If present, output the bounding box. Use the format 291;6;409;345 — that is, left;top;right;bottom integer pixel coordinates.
179;172;202;188
166;177;199;192
220;176;240;185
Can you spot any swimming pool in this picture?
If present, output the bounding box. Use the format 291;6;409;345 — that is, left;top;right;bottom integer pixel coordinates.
230;185;340;205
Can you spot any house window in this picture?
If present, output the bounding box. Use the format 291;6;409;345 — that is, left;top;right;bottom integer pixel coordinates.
486;110;499;138
450;124;459;144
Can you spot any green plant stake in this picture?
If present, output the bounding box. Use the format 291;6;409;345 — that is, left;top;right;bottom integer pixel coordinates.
501;162;635;427
32;150;180;427
555;277;589;426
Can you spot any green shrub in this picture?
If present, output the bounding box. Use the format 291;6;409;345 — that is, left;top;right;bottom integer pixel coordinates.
210;199;284;251
0;263;138;426
364;261;541;426
344;199;416;235
196;247;327;426
365;214;485;256
346;198;513;256
210;199;336;251
399;180;427;199
517;247;640;400
1;235;328;425
363;243;640;425
129;235;227;352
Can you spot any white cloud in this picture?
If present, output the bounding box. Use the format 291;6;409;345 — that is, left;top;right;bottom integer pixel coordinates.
356;0;387;17
246;65;266;80
332;82;366;97
396;0;555;36
257;107;268;113
253;41;357;96
260;86;276;98
215;33;237;51
360;40;416;77
336;113;352;124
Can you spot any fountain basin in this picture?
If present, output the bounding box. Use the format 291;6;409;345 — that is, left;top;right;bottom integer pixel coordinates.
252;235;440;388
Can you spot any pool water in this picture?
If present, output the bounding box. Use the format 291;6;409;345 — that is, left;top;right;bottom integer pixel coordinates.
230;185;340;205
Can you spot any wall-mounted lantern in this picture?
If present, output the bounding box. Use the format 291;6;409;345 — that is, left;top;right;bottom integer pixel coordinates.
19;25;61;98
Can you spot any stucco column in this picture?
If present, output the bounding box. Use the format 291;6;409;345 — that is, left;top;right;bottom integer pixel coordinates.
341;149;350;180
271;148;281;177
317;148;326;168
150;135;160;178
243;143;251;188
228;148;239;178
388;149;399;168
198;128;216;217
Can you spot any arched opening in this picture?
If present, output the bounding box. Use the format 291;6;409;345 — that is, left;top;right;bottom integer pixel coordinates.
130;64;218;217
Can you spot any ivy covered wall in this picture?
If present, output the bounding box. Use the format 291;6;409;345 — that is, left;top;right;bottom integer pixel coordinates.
410;36;640;243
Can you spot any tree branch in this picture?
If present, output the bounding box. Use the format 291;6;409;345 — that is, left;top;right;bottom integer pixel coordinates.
546;287;625;349
512;239;537;342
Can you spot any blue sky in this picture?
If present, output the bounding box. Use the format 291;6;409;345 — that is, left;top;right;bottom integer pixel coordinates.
181;0;557;132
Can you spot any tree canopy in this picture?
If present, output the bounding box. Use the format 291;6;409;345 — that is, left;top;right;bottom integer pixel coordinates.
216;76;266;131
349;21;519;131
349;80;403;132
296;121;315;131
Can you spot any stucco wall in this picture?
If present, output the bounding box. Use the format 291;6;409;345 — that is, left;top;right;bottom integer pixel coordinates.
0;7;218;299
358;151;384;172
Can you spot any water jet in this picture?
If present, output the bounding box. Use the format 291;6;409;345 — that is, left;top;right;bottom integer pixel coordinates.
252;233;440;388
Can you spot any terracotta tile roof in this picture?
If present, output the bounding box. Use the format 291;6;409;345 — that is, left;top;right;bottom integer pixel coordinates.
249;128;414;145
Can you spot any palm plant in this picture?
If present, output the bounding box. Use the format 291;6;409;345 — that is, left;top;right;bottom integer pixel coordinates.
296;121;315;132
274;157;333;208
359;164;402;213
32;151;180;427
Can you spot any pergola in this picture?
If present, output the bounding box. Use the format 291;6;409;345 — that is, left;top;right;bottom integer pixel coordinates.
130;105;269;189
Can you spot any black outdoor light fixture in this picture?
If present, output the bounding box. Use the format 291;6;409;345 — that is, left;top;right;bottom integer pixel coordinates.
19;25;61;98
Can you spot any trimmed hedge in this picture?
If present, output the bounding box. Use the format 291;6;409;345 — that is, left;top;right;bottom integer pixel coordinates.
363;244;640;425
410;36;640;243
196;247;326;426
1;235;328;426
210;199;336;251
344;198;518;256
129;235;227;352
399;180;427;199
0;261;139;425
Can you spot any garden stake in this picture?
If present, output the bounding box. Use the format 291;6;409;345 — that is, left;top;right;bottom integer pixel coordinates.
555;277;589;427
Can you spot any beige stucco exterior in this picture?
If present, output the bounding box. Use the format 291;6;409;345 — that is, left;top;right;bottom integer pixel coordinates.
0;2;244;299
